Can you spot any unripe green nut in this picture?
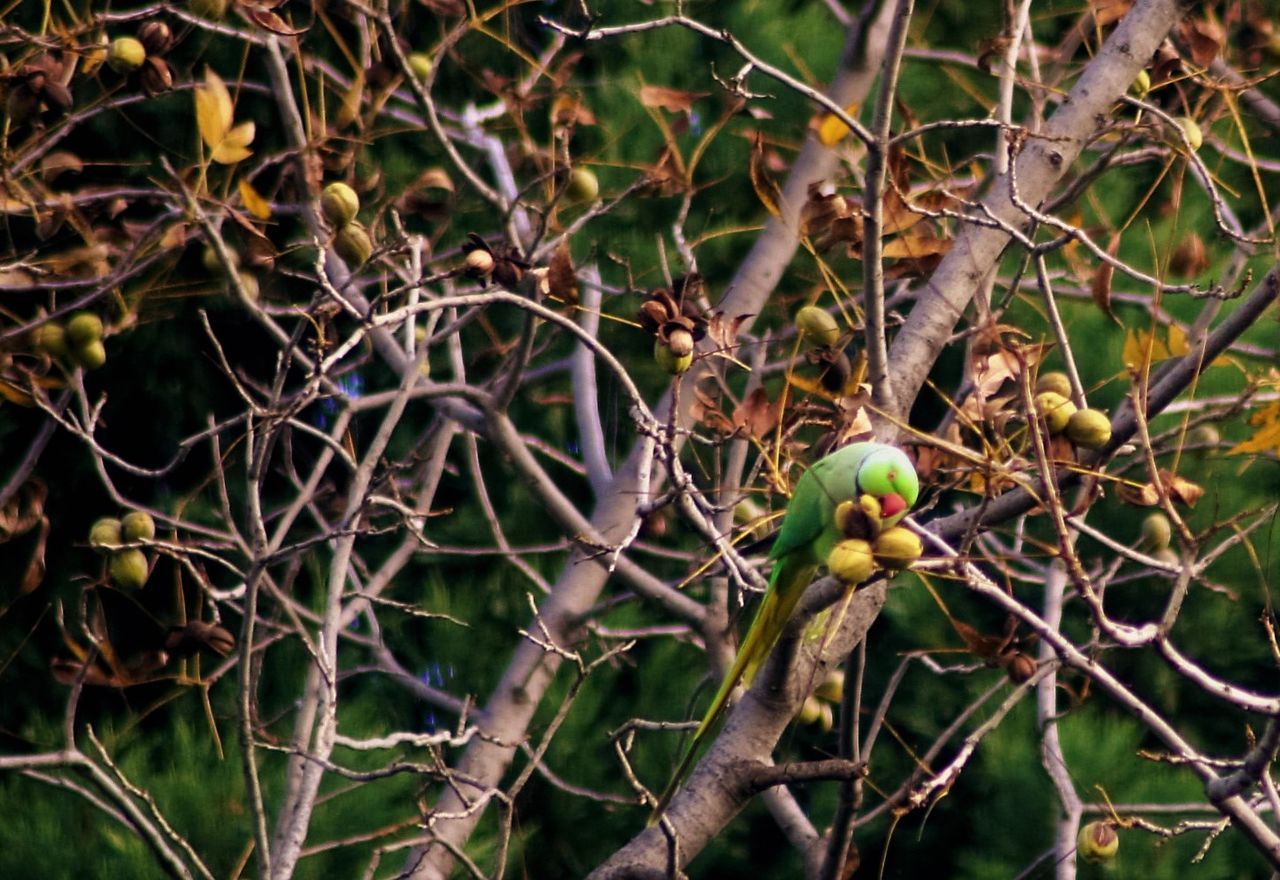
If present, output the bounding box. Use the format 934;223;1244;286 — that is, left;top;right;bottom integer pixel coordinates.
815;669;844;703
566;167;599;203
408;53;433;80
122;511;156;542
107;36;146;74
321;182;360;228
1132;69;1151;97
333;222;373;266
1034;371;1072;397
1065;408;1112;450
1189;423;1220;448
1077;821;1119;864
89;517;123;551
33;322;68;357
1141;512;1172;550
1152;547;1180;566
872;526;923;570
1176;116;1203;152
827;538;875;584
1034;390;1076;434
66;312;103;347
653;339;692;376
72;339;107;370
108;548;149;590
795;305;840;348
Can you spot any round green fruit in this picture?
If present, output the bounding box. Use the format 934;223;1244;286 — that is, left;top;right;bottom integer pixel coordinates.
1176;116;1203;152
122;511;156;542
1141;512;1172;550
321;182;360;228
1065;408;1111;450
1034;371;1071;397
872;526;923;570
1034;390;1076;434
408;53;433;80
107;36;146;74
72;339;107;370
566;167;599;203
653;339;693;376
32;322;68;357
827;538;875;584
1077;821;1119;864
1132;69;1151;97
815;669;844;703
89;517;123;551
108;548;149;590
1189;423;1220;448
333;222;373;266
66;312;103;347
795;305;840;348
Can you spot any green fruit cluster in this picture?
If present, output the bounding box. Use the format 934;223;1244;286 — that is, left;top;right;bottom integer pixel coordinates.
88;510;156;590
1033;372;1111;450
826;495;925;587
33;312;107;370
322;182;374;266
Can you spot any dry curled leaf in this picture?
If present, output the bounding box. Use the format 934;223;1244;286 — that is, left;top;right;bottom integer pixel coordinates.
1117;470;1205;507
638;84;708;114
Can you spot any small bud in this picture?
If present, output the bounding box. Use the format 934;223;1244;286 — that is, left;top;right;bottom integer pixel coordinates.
32;321;68;357
566;167;599;203
1034;390;1076;434
333;222;373;266
827;538;875;584
872;526;923;570
1065;408;1112;450
1076;821;1119;864
89;517;123;551
137;21;173;55
107;36;146;74
321;181;360;227
1140;512;1172;550
66;312;103;347
795;305;840;348
122;511;156;542
654;339;693;376
407;53;433;80
108;548;150;590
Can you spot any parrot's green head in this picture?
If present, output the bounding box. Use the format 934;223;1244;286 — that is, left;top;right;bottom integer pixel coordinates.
855;446;919;525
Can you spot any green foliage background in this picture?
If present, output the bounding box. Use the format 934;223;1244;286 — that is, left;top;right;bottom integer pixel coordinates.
2;1;1279;878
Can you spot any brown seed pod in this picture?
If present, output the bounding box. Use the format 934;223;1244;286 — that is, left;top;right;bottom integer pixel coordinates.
137;21;174;55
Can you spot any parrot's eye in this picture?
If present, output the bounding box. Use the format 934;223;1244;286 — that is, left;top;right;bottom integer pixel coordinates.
887;470;897;482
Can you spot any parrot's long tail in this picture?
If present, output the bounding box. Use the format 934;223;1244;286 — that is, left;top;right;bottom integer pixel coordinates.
649;557;818;823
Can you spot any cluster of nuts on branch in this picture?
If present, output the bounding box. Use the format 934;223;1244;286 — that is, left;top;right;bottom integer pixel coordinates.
825;494;923;586
107;21;175;95
460;233;530;290
89;511;155;590
323;182;375;266
32;311;108;370
795;305;851;394
796;668;844;731
1032;371;1112;450
638;275;709;376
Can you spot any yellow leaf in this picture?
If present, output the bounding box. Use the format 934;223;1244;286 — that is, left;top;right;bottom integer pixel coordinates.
1230;400;1280;456
195;67;232;151
1122;328;1173;368
1167;322;1189;357
815;103;861;147
238;179;272;220
197;69;254;165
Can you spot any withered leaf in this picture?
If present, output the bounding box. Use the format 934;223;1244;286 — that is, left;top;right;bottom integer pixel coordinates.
1091;231;1121;324
732;387;780;439
638;84;709;114
1117;470;1205;507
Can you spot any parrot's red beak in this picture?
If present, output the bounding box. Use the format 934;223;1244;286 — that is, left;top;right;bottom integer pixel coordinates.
880;493;907;519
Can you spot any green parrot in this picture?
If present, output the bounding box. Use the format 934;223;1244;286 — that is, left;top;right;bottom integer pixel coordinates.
652;441;919;820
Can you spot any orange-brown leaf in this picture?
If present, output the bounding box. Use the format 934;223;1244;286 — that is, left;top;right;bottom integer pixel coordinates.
638;84;708;113
1091;232;1121;324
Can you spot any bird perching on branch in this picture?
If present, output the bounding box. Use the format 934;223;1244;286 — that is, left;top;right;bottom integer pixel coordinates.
652;441;920;821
